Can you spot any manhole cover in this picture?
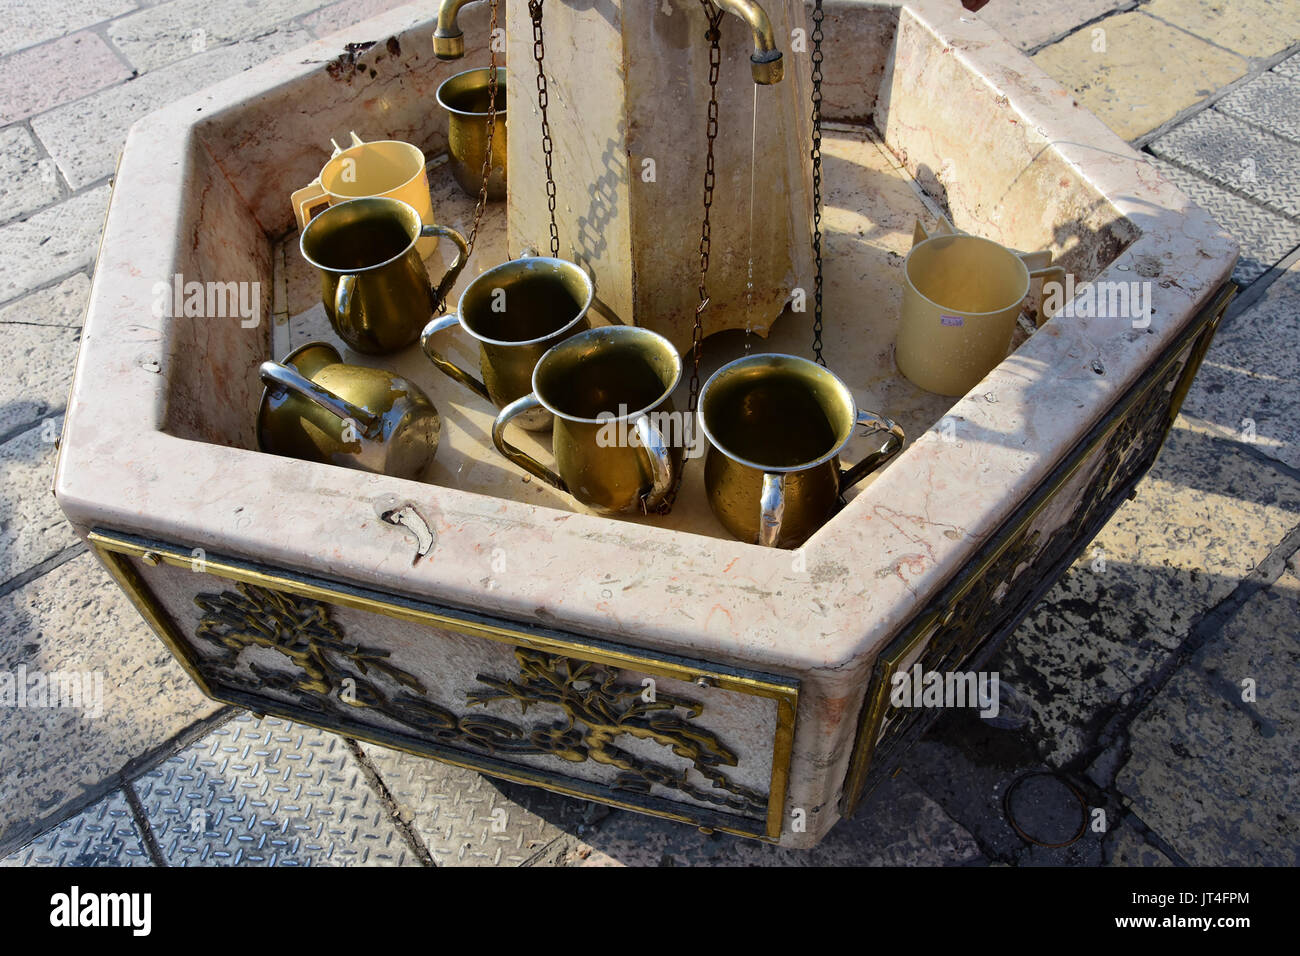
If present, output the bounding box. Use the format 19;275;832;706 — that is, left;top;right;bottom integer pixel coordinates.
1003;771;1088;848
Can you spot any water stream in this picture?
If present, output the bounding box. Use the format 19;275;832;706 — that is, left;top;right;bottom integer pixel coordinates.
745;83;758;352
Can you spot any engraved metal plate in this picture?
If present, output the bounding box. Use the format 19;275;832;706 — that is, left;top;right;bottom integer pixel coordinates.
90;534;798;841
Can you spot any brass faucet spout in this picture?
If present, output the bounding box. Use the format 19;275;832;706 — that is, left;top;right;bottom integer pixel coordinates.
433;0;480;60
715;0;784;84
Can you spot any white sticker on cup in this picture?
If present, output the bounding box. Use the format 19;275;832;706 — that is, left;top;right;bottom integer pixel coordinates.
941;315;964;327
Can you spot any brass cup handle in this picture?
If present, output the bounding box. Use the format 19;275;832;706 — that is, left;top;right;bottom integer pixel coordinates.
424;223;470;314
758;472;787;548
492;393;568;491
420;313;491;402
258;361;381;439
840;410;905;490
334;273;364;347
633;413;674;511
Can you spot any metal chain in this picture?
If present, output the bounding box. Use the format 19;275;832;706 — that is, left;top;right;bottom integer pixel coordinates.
690;0;726;413
810;0;826;366
463;0;500;272
529;0;561;258
647;1;725;517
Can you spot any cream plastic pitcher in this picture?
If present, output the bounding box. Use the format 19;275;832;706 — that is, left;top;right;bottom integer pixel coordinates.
291;132;439;258
896;219;1064;396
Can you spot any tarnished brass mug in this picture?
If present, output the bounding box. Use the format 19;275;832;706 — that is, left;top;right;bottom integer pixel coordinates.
492;326;682;514
257;342;440;479
699;354;905;548
422;256;593;431
435;67;506;200
300;197;468;355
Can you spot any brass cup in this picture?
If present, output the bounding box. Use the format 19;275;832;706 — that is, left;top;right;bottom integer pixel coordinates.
698;354;905;548
436;67;507;201
491;326;683;515
421;256;594;431
300;196;469;355
257;342;440;479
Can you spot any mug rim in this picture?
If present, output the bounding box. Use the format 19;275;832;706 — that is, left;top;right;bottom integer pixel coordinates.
318;139;428;200
436;66;509;118
456;257;594;347
299;197;424;275
903;233;1031;318
698;352;860;473
531;325;681;425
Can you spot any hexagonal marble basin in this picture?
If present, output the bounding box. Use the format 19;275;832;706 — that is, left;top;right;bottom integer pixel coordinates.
56;0;1236;847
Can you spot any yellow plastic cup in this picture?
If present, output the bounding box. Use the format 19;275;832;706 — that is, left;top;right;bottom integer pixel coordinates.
896;220;1063;396
290;132;439;258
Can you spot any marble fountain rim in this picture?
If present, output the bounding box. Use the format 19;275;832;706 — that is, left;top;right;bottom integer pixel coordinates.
54;0;1238;689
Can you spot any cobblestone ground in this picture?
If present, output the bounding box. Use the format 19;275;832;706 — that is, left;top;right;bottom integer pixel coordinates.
0;0;1297;866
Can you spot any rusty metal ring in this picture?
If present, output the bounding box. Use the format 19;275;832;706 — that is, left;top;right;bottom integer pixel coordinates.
1002;770;1089;849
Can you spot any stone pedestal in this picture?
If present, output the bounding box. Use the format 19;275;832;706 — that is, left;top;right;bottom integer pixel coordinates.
504;0;815;353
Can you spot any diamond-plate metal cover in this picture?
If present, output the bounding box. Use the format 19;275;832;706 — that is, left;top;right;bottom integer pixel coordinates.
133;713;415;866
0;790;151;867
361;742;605;866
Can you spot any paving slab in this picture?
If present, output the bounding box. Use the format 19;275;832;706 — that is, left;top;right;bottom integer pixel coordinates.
972;0;1133;53
0;416;78;582
0;789;150;866
359;742;599;866
1145;157;1300;288
575;771;984;866
0;30;133;126
0;0;135;58
0;322;79;439
0;552;222;855
1274;52;1300;78
993;418;1300;766
108;0;327;74
1143;0;1300;61
976;0;1135;53
134;712;415;866
1102;818;1175;866
1032;12;1247;142
0;126;63;225
0;273;89;328
32;30;311;190
1180;260;1300;471
1215;71;1300;145
1115;566;1300;866
1151;109;1300;219
300;0;413;38
0;185;110;303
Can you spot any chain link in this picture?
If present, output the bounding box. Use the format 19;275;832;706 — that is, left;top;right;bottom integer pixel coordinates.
529;0;561;258
462;0;500;277
647;1;725;516
810;0;826;366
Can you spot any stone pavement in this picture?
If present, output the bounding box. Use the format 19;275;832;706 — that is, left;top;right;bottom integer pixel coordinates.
0;0;1297;866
